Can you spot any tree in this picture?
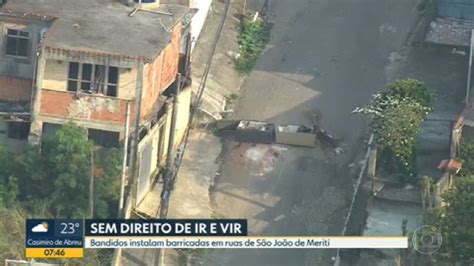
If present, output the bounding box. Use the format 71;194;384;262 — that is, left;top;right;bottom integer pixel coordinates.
0;146;18;207
15;122;95;218
386;79;434;108
23;122;122;218
0;206;25;261
0;122;123;264
459;139;474;176
434;175;474;262
94;148;122;218
41;123;94;217
353;79;433;174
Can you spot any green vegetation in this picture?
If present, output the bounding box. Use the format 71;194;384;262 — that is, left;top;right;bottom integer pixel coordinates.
0;122;122;262
225;93;239;105
354;79;434;175
0;206;25;260
459;138;474;176
433;138;474;262
429;176;474;262
234;16;270;73
421;139;474;263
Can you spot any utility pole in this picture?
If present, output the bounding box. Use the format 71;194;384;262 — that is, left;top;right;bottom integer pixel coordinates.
128;61;144;210
118;102;131;217
466;30;474;105
89;150;94;218
164;73;181;193
156;73;181;266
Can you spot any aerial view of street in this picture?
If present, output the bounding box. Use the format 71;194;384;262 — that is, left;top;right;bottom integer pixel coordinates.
1;0;473;265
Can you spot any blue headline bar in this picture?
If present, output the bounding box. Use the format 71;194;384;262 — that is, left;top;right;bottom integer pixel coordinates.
85;219;247;236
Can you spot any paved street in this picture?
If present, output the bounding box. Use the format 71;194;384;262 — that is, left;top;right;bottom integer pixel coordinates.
206;0;423;265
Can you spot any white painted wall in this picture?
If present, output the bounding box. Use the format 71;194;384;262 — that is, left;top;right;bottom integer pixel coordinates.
189;0;212;50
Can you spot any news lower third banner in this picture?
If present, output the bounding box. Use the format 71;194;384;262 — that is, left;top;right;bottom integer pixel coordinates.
25;219;407;259
84;236;408;249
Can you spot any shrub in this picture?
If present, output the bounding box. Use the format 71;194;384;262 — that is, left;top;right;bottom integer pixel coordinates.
354;79;433;175
234;17;270;73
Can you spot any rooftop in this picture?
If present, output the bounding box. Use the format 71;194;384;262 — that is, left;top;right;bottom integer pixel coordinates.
0;0;191;61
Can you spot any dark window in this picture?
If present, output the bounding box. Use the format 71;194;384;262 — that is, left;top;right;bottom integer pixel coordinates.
107;67;118;97
81;63;92;92
67;62;119;96
68;62;79;78
107;85;117;97
67;81;77;92
67;62;79;91
8;122;30;140
81;81;91;92
94;65;106;94
42;123;61;137
88;129;119;148
5;29;29;57
82;64;92;80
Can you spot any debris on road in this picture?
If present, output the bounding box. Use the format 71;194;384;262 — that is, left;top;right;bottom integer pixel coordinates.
334;147;344;155
274;214;286;221
229;143;287;176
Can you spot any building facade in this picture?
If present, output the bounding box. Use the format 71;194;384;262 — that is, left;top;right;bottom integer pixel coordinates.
438;0;474;21
0;0;194;205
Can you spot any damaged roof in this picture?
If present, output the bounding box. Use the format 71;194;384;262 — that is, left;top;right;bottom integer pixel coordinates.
1;0;191;61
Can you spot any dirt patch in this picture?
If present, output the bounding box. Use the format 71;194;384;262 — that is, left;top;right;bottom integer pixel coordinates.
228;143;287;176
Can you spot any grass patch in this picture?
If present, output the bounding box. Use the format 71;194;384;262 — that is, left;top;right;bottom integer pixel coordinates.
225;93;239;105
208;125;220;136
234;15;270;73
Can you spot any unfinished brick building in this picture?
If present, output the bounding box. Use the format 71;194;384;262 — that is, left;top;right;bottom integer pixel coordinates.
0;0;195;205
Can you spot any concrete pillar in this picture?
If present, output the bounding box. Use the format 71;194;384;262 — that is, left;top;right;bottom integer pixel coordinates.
129;60;144;209
367;145;377;179
28;50;47;145
367;142;377;194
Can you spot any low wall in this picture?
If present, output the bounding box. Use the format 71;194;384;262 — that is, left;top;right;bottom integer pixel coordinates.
334;134;374;266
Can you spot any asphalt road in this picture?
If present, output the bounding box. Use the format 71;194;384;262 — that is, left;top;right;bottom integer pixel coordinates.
206;0;422;265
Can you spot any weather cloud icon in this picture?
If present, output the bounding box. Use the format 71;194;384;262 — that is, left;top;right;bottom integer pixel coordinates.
31;222;49;233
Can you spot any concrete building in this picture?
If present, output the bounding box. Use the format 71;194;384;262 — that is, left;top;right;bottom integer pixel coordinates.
437;0;474;21
0;0;195;205
162;0;212;50
426;0;474;46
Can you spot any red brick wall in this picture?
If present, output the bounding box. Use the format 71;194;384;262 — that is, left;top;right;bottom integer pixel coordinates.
0;76;32;101
141;23;181;119
39;90;135;124
161;23;181;90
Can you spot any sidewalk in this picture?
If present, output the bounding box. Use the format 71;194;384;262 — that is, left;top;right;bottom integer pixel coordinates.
120;0;246;265
167;130;221;219
161;1;248;264
165;0;248;220
190;0;244;120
